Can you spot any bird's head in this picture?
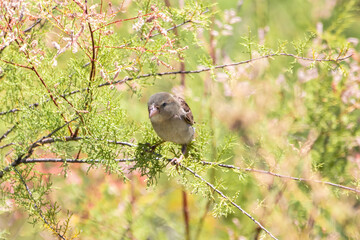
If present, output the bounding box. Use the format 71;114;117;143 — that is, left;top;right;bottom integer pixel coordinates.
147;92;180;122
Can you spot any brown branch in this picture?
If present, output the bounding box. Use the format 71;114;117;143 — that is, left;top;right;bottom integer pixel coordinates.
83;0;97;113
201;161;360;195
86;21;96;104
0;58;32;69
31;66;74;136
23;5;58;33
182;189;190;240
22;158;135;164
148;19;193;39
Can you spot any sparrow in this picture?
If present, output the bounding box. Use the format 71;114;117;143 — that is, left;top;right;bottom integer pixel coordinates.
147;92;195;157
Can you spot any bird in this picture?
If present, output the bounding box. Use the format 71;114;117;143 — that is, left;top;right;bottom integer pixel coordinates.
147;92;195;161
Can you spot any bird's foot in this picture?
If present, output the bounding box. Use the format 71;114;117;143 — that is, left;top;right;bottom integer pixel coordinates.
166;155;184;172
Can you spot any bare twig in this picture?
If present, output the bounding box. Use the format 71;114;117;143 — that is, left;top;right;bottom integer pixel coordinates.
31;66;74;136
201;161;360;195
22;158;135;164
85;9;96;111
148;19;192;38
0;58;33;69
0;142;15;149
92;13;152;32
0;136;136;154
38;136;136;147
0;124;16;142
180;162;278;240
16;156;360;195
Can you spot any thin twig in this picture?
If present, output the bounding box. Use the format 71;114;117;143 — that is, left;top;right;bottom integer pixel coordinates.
180;162;278;240
0;136;136;152
23;18;42;32
22;158;135;164
148;19;192;38
38;136;136;147
31;66;74;136
85;16;96;111
13;168;66;240
0;124;16;142
0;52;352;117
0;117;78;178
201;161;360;194
0;142;15;149
92;13;152;32
23;5;58;33
0;58;33;69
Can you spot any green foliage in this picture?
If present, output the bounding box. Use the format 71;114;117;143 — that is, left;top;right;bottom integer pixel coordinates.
0;0;359;239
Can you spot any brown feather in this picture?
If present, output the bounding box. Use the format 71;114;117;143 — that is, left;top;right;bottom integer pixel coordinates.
174;96;194;125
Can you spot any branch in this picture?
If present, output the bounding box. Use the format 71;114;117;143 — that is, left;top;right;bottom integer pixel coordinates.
0;136;135;178
13;156;278;239
36;136;136;147
0;117;78;178
1;52;352;117
12;155;360;238
14;156;360;195
0;124;16;143
31;66;74;136
92;13;152;32
0;136;135;153
22;158;135;164
0;58;33;69
13;168;66;240
85;16;96;111
179;162;278;240
201;161;360;195
23;18;42;33
0;142;15;149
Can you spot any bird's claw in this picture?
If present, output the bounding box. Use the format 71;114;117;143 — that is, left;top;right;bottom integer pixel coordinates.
169;157;181;165
166;155;184;173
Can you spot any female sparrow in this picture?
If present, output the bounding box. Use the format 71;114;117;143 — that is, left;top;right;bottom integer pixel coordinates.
147;92;195;156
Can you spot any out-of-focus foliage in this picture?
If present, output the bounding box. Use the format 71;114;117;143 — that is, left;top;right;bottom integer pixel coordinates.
0;0;359;239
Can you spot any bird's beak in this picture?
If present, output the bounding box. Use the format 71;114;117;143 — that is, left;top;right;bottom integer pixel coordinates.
149;105;159;118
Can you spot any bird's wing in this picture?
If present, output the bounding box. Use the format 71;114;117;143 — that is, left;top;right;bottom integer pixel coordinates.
175;96;195;125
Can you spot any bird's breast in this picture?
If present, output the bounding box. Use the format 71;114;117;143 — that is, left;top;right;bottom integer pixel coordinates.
151;116;194;144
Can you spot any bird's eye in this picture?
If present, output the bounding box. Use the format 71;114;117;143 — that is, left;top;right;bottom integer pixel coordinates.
161;102;167;107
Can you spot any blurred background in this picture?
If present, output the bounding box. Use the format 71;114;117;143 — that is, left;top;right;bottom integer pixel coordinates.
1;0;360;239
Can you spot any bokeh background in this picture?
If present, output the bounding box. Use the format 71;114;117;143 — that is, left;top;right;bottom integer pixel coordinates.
1;0;360;239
